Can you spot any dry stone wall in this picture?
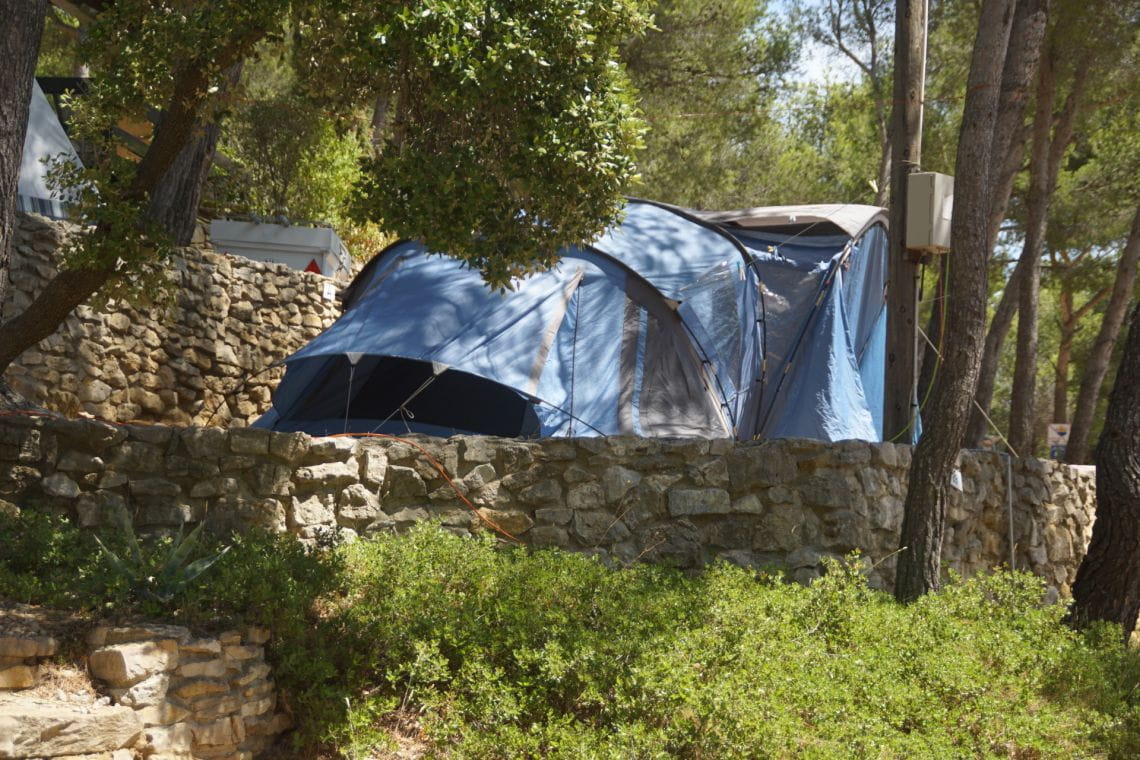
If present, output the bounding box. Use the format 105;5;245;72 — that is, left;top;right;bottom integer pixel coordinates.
0;610;289;760
0;414;1096;597
2;212;339;428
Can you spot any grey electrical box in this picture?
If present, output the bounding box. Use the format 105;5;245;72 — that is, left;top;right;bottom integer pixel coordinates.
906;172;954;254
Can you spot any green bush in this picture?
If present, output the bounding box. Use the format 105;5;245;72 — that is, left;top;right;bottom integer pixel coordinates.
4;511;1140;758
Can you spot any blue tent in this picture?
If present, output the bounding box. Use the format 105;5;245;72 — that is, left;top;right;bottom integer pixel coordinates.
254;200;889;441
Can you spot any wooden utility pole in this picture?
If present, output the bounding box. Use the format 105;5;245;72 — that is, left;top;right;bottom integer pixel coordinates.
884;0;927;442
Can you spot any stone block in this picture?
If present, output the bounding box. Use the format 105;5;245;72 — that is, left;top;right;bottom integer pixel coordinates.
463;462;498;490
113;671;172;707
229;428;271;455
57;450;105;472
566;483;605;511
528;525;569;547
382;465;427;498
0;635;56;659
798;469;856;509
267;431;309;463
0;701;142;757
178;658;228;679
145;721;193;752
137;700;191;727
518;479;562;506
667;488;732;516
360;448;388;487
337;483;382;525
42;472;80;498
174;679;230;700
727;442;797;490
191;716;241;746
601;466;641;503
109;441;164;472
223;645;261;663
534;507;573;526
731;494;764;515
90;641;178;687
291;493;336;527
304;436;357;463
476;509;534;536
571;510;630;544
0;664;36;689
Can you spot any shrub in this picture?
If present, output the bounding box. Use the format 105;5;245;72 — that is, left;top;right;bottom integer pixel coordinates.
5;511;1140;759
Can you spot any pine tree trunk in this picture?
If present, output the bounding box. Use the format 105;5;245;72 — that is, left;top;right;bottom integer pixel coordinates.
895;0;1016;602
1054;289;1074;424
0;0;47;312
963;0;1048;448
1066;205;1140;463
1007;54;1057;456
1068;304;1140;641
965;256;1027;447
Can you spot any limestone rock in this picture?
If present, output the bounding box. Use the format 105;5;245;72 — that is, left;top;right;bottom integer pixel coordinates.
89;642;178;688
667;488;732;516
0;700;142;757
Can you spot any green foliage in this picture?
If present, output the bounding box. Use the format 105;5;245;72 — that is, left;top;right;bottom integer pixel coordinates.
219;92;366;223
7;513;1139;757
297;0;650;287
267;526;1140;758
93;507;230;605
621;0;796;208
0;509;127;610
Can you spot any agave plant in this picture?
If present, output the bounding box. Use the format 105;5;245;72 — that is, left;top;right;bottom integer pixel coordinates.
94;505;230;604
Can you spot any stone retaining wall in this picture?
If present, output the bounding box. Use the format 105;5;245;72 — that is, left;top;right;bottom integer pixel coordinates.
0;611;289;759
0;413;1096;596
2;213;339;428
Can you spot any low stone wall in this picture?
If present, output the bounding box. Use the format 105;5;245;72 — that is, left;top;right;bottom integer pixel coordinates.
2;213;339;428
0;611;289;759
0;413;1096;596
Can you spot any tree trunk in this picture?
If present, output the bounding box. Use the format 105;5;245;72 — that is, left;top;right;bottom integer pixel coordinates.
0;35;262;379
1068;304;1140;641
895;0;1016;602
965;254;1028;447
1066;205;1140;463
1006;53;1057;456
883;0;926;442
0;0;48;312
963;0;1048;448
1054;288;1073;424
147;63;242;245
917;255;946;408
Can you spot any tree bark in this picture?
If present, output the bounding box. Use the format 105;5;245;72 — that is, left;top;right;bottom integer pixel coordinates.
916;255;946;409
1006;53;1058;456
963;0;1048;448
0;0;48;313
147;63;242;245
1068;304;1140;641
1066;205;1140;463
1054;288;1073;424
883;0;925;442
894;0;1015;602
0;31;263;380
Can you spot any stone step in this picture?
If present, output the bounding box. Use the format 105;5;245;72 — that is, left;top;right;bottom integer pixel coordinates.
0;697;142;758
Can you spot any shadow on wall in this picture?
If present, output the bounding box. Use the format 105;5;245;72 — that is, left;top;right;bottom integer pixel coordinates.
1;213;340;427
0;411;1097;597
